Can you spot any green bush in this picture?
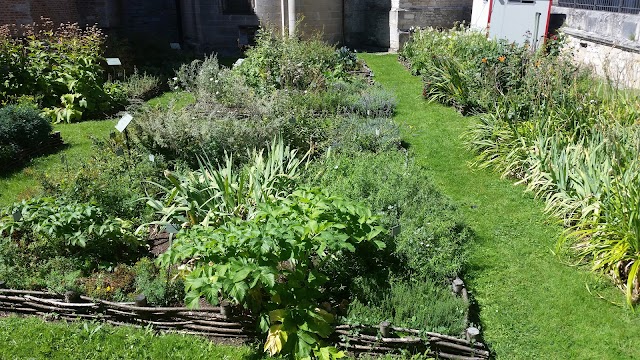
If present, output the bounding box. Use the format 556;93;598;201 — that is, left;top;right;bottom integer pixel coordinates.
330;116;400;153
159;188;385;359
306;151;472;281
120;71;162;101
0;21;124;122
236;29;358;94
0;104;52;166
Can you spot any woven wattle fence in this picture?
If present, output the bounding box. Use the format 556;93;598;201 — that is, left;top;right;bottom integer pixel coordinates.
0;284;489;359
335;324;489;360
0;288;255;339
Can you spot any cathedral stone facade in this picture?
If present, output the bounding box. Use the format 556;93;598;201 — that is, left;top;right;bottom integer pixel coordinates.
1;0;472;53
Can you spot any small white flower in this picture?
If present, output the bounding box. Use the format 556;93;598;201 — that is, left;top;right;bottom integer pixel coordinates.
216;91;220;95
172;77;178;81
209;77;214;81
174;86;179;90
215;80;219;83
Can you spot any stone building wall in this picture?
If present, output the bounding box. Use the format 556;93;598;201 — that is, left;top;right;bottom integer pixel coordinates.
1;0;473;55
344;0;391;50
0;0;177;42
390;0;473;51
552;5;640;87
1;0;83;27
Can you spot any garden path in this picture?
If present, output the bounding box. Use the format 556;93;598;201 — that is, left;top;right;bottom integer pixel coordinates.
360;53;640;359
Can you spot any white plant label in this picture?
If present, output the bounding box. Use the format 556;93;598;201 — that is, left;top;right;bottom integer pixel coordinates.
115;113;133;133
166;223;179;234
106;58;122;66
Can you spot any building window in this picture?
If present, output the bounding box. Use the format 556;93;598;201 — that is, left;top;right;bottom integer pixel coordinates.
223;0;254;15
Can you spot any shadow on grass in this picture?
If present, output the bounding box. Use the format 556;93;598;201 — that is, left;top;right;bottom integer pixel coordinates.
0;143;69;179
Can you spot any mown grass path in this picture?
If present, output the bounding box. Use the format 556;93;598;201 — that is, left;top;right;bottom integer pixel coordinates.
361;53;640;359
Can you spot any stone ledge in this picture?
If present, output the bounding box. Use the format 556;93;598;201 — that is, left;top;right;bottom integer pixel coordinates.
563;27;640;53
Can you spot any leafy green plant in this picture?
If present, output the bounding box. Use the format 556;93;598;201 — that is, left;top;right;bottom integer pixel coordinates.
0;197;142;252
0;20;123;121
158;188;385;359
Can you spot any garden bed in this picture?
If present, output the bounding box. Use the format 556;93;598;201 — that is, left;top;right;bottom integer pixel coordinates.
0;29;482;359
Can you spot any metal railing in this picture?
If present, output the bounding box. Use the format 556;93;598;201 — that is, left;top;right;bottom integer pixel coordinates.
557;0;640;14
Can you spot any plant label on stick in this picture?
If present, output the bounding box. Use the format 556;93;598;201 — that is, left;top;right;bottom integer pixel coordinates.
166;223;179;234
106;58;122;66
115;113;133;133
390;225;401;237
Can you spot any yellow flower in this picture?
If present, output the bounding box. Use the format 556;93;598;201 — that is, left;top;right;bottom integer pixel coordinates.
106;286;112;292
498;55;506;62
481;58;488;63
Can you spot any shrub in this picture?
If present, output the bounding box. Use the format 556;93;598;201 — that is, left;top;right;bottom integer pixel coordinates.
0;20;124;122
305;151;472;281
330;116;400;154
120;71;162;101
0;104;52;166
236;29;356;94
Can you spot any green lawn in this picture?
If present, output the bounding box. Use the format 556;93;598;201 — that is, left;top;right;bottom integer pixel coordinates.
0;120;116;206
0;316;257;360
360;53;640;359
0;91;195;207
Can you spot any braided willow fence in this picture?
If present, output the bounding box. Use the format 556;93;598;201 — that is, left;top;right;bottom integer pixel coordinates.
335;324;489;360
0;288;255;339
0;284;489;359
